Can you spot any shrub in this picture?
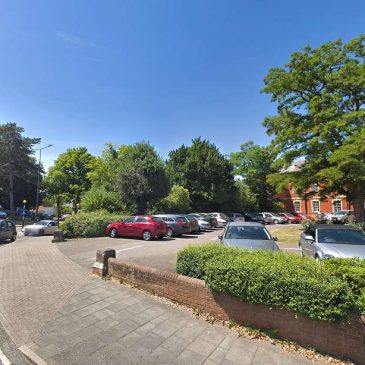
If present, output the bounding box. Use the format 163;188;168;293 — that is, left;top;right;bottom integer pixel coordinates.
60;211;128;238
81;187;127;213
176;244;356;322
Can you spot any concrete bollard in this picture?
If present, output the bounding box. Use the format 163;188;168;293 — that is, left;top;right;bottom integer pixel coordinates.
92;248;116;277
52;230;65;243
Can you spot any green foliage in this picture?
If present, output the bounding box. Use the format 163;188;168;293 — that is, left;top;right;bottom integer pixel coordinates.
60;211;127;238
44;147;96;206
176;244;356;322
81;186;128;213
166;138;236;211
262;35;365;222
155;185;191;213
0;123;41;210
230;141;277;211
233;180;259;212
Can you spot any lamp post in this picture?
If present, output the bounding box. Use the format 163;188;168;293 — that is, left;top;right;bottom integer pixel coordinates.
22;199;27;228
35;144;52;220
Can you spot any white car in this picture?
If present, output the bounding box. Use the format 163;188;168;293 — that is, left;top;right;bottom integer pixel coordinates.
23;220;57;236
210;212;229;227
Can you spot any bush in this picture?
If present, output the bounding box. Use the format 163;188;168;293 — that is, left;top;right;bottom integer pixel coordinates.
60;211;128;238
81;187;127;213
176;244;356;322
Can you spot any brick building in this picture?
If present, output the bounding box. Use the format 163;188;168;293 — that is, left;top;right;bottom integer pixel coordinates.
276;161;352;217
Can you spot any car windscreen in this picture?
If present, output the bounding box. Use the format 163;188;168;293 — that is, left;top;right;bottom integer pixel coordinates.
318;229;365;244
35;221;48;226
285;213;295;217
334;211;348;216
225;226;271;240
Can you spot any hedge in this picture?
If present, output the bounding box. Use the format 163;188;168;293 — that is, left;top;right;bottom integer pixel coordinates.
60;211;128;238
176;244;357;322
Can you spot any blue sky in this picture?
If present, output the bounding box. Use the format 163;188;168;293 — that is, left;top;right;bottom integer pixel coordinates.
1;0;364;169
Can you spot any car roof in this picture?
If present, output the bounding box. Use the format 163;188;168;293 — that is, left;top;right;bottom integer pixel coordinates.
227;222;264;227
312;224;360;230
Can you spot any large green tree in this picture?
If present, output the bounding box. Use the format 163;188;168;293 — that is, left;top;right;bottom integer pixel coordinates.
0;123;40;210
262;35;365;222
166;138;236;211
44;147;96;212
230;141;276;211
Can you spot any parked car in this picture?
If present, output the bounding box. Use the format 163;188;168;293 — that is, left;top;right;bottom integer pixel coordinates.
0;219;17;242
199;213;218;228
210;213;229;228
187;214;211;231
184;215;200;233
226;212;245;222
154;214;191;237
23;220;57;236
331;210;355;224
278;212;302;224
0;209;7;219
219;222;279;251
15;207;32;218
258;212;287;224
299;224;365;259
106;216;168;241
291;212;310;221
242;212;266;224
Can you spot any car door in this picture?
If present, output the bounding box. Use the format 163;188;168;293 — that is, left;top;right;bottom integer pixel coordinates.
6;221;15;240
132;217;148;237
120;217;135;236
301;227;316;257
0;221;6;240
45;221;57;234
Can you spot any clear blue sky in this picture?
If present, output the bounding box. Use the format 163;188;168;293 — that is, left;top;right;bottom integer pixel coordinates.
1;0;364;168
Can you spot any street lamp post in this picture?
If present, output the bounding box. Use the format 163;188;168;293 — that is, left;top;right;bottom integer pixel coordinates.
35;144;52;220
22;199;27;228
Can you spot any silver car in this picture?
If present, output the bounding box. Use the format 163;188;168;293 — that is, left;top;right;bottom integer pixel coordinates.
258;212;287;224
23;220;57;236
219;222;279;251
299;224;365;260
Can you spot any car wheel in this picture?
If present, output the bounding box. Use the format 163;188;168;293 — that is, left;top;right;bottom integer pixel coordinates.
315;255;320;262
110;228;118;238
167;228;173;238
142;230;152;241
39;229;44;236
10;233;17;242
273;219;279;224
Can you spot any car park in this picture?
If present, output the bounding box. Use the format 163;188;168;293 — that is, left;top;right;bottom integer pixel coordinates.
187;214;211;231
0;219;17;242
226;212;245;222
331;210;355;224
154;214;191;237
184;215;200;233
299;224;365;259
258;212;287;224
23;220;57;236
198;213;218;228
219;222;279;251
210;212;229;227
278;212;302;224
107;216;168;241
242;212;266;224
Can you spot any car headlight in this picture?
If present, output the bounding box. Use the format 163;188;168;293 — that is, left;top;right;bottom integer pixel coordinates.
323;254;335;259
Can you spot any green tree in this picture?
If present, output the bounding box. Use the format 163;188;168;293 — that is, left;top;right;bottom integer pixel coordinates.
0;123;40;210
114;142;169;213
166;138;236;211
155;185;191;213
234;180;259;212
44;147;96;213
230;141;276;211
262;35;365;221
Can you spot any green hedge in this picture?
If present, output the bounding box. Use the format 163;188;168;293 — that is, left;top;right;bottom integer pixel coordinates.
60;211;128;238
176;244;357;322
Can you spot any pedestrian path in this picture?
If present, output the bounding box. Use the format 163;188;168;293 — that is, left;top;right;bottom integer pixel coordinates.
26;278;327;365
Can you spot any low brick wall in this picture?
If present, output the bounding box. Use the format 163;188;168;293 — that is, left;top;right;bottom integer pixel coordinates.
108;258;365;365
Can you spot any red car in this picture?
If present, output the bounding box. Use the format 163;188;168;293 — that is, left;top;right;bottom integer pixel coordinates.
106;216;168;241
279;212;302;224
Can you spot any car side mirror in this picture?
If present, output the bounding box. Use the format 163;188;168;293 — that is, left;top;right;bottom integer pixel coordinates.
218;234;223;240
305;235;314;242
273;236;278;241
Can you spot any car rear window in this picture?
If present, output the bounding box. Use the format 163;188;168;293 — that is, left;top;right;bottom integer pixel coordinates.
176;217;186;222
225;226;271;240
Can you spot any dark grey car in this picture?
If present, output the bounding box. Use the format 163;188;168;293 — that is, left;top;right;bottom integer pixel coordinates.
154;214;191;237
0;220;17;242
299;224;365;259
219;222;279;251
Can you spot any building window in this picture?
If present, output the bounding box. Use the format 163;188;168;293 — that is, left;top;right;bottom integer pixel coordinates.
333;200;342;213
310;184;319;193
294;201;301;212
312;200;320;213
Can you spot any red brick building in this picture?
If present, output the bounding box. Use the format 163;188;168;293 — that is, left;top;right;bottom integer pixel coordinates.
276;161;353;217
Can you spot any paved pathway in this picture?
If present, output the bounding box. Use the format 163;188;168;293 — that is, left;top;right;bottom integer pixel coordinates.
0;237;88;347
26;278;327;365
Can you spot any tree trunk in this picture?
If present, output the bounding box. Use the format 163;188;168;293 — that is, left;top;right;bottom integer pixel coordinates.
352;194;365;223
8;166;14;212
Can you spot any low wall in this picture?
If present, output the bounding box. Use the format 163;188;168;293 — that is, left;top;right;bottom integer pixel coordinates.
108;258;365;365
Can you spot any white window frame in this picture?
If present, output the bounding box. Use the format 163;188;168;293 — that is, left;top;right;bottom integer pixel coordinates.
312;200;320;213
293;201;301;212
332;199;342;213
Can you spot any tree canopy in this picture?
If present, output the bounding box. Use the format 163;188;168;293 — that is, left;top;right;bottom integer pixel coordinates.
262;35;365;221
166;138;236;211
0;123;40;210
